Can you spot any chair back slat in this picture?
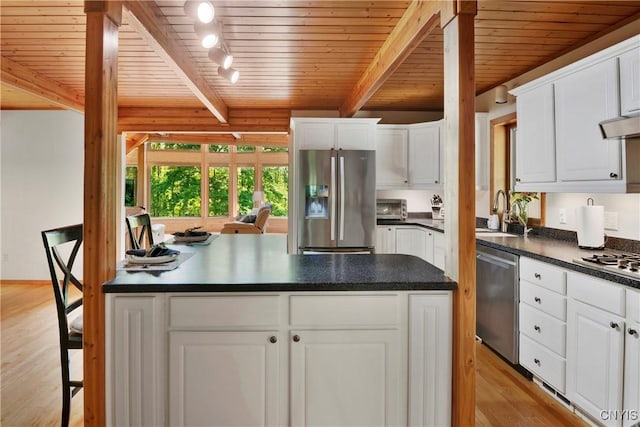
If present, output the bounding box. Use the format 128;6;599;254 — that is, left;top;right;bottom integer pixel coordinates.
126;213;154;250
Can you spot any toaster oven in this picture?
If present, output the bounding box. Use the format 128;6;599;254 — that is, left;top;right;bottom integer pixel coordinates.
376;199;407;220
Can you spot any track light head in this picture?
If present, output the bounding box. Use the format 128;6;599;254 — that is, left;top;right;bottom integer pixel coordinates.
183;1;215;24
209;47;233;69
218;66;239;84
194;21;219;49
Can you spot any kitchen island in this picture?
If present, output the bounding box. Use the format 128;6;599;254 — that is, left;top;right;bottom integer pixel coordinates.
104;234;456;426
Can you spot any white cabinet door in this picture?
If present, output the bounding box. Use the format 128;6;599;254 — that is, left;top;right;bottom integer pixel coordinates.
375;127;408;187
290;329;402;427
475;113;490;190
337;122;376;150
619;47;640;116
425;230;435;265
409;123;441;186
376;226;397;254
515;83;557;184
567;299;624;426
169;331;280;427
432;231;445;270
555;58;621;182
409;294;452;427
396;227;427;261
108;295;164;427
295;122;335;150
624;319;640;427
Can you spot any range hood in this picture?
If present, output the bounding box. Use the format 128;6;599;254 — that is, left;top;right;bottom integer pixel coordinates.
599;115;640;139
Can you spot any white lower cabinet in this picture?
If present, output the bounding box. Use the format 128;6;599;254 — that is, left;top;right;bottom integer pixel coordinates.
107;291;453;427
396;227;427;260
624;289;640;427
168;331;280;427
567;272;626;427
376;225;444;268
290;329;402;426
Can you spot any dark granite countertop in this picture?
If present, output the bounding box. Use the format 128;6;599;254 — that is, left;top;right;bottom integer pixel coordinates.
103;234;456;293
377;217;640;290
476;234;640;290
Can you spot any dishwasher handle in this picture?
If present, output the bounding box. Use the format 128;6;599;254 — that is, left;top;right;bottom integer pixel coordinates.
477;252;517;269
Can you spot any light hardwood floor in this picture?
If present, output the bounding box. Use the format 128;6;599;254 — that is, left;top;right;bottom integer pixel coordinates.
1;282;83;427
2;282;587;426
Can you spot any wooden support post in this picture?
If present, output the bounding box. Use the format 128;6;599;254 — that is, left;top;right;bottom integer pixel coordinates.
442;3;477;426
83;1;121;425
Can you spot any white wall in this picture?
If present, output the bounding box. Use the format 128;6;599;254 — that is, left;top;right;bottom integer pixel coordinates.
1;110;84;280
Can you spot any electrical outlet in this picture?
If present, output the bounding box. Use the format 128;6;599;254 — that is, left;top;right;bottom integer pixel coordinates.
604;211;619;230
559;208;567;224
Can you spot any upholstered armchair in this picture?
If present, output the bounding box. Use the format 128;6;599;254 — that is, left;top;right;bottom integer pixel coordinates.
221;205;271;234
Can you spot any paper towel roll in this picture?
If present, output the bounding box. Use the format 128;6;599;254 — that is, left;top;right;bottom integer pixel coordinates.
575;205;605;249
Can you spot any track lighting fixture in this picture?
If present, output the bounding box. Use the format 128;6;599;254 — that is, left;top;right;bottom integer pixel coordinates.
218;66;239;84
208;46;233;69
194;21;219;49
183;1;215;24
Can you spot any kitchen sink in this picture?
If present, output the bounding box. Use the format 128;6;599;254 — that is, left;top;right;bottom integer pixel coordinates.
475;228;520;237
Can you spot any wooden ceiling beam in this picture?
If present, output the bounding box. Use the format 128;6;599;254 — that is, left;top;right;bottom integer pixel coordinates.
118;107;290;134
0;56;84;112
339;0;442;117
144;133;289;146
122;1;228;123
125;132;149;154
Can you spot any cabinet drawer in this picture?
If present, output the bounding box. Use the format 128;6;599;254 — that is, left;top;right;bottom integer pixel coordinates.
289;295;399;327
628;289;640;323
520;257;566;294
567;272;625;316
169;295;280;328
519;334;567;394
519;303;567;356
520;280;567;321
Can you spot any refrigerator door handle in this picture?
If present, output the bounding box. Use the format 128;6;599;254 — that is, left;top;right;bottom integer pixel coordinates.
339;155;345;241
330;155;336;241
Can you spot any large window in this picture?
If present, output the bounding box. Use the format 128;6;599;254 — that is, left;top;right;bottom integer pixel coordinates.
142;143;288;221
237;167;255;214
209;166;230;216
124;166;137;207
150;165;201;217
262;166;288;216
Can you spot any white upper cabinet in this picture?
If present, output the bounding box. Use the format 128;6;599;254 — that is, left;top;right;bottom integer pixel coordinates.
511;35;640;193
375;127;408;187
375;121;443;189
515;83;557;184
292;118;379;150
619;47;640;116
555;58;621;182
409;122;441;186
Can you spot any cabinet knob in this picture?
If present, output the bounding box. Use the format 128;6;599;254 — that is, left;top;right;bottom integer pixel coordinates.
628;328;638;336
534;297;541;303
515;178;521;182
269;336;277;344
293;334;301;342
404;180;408;183
610;321;619;329
434;180;438;184
534;358;541;366
610;172;618;178
534;325;541;332
534;273;541;279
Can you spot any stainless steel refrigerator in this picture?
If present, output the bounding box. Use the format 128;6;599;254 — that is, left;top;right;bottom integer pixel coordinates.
297;149;376;253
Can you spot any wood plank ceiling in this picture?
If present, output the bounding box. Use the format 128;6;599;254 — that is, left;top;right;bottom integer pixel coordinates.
2;1;640;128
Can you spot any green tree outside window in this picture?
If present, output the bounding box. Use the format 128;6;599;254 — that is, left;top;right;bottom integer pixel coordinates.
209;166;230;216
262;166;288;216
237;145;255;153
150;165;201;216
150;142;200;151
237;167;255;214
209;144;229;153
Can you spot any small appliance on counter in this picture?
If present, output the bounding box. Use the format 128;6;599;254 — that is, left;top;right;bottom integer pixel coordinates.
575;198;605;249
376;199;407;221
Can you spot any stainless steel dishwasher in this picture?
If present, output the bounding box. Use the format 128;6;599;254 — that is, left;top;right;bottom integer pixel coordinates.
476;244;519;364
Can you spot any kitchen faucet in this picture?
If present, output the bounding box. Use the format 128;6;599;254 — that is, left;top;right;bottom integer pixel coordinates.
493;190;510;232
